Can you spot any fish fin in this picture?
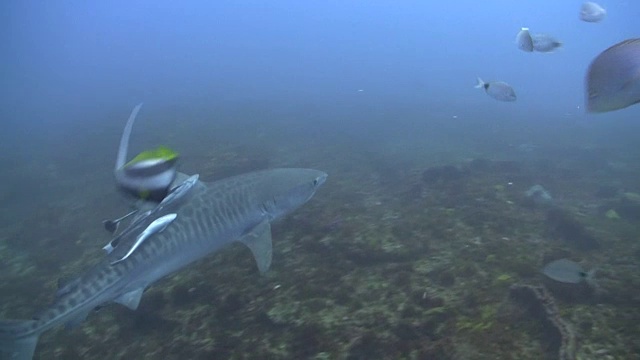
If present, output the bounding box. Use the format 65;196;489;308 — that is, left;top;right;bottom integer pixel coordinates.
474;77;485;89
516;28;534;52
115;103;143;171
239;221;273;274
103;242;115;254
114;288;145;310
0;320;40;360
64;310;91;330
102;219;119;234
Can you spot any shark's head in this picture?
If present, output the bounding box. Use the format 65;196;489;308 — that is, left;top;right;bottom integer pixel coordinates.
257;168;327;220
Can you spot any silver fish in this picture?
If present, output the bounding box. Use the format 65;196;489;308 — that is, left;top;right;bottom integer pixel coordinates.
516;27;533;52
110;213;177;265
525;185;553;206
580;2;606;23
532;34;562;53
158;174;199;211
542;259;592;284
586;38;640;113
475;78;517;102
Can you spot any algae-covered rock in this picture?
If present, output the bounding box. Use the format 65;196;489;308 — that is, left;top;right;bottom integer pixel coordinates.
604;209;620;220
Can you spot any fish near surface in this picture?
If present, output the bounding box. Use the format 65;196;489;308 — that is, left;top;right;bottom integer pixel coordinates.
586;38;640;113
580;2;606;23
475;78;517;102
0;168;327;359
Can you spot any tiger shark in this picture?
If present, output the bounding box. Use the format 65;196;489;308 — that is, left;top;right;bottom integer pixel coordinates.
0;105;327;359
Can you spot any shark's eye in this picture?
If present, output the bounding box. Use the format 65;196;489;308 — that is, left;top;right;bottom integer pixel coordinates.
313;179;319;186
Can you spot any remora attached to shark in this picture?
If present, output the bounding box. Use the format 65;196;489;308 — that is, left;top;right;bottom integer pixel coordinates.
0;104;327;360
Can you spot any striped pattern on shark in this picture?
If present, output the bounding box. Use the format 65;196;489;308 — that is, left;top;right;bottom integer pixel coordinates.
0;168;327;360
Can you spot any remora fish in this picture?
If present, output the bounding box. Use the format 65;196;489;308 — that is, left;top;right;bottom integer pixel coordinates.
0;109;328;360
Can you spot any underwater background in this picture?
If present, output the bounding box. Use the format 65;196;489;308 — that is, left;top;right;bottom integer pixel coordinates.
1;1;639;359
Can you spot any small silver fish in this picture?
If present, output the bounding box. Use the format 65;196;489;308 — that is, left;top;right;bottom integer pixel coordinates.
532;34;562;52
525;185;553;206
580;2;606;23
475;78;516;102
516;27;533;52
542;258;594;284
586;38;640;113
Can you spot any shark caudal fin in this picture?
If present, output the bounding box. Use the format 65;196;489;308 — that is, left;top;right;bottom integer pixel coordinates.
0;320;40;360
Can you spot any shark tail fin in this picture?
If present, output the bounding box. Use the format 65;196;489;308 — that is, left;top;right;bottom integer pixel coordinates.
0;319;40;360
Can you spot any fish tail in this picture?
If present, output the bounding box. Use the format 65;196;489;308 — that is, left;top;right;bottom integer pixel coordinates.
0;319;40;360
474;77;485;89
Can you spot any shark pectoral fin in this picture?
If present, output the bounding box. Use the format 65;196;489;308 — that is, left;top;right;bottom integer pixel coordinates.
239;221;273;274
114;288;145;310
64;310;91;330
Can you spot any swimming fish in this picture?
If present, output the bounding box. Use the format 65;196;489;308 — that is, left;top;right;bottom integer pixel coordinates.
525;185;553;206
580;2;606;23
475;78;517;102
542;258;594;284
114;103;180;202
586;38;640;113
110;213;178;265
532;34;562;53
516;27;534;52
